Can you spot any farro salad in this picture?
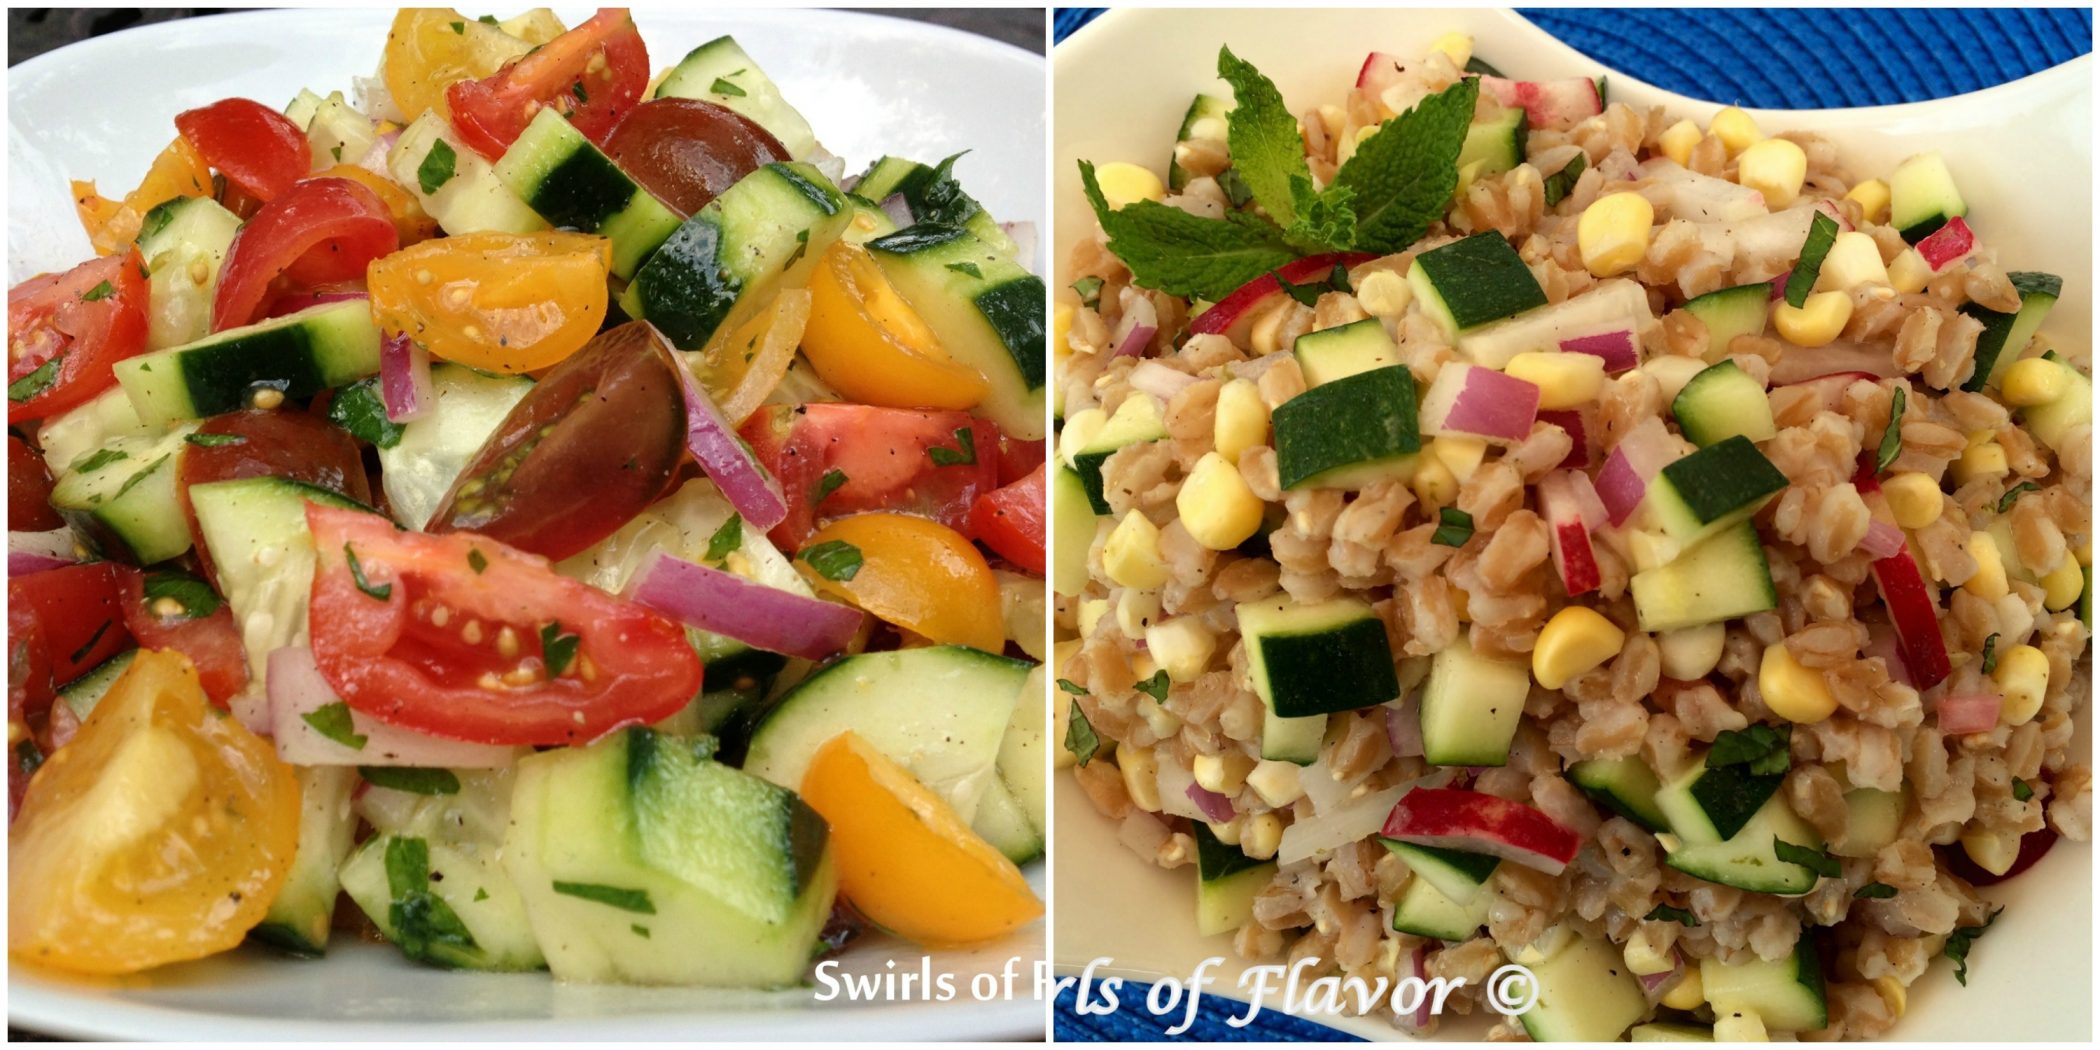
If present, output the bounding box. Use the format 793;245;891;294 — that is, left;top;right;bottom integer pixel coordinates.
10;7;1045;986
1053;33;2090;1041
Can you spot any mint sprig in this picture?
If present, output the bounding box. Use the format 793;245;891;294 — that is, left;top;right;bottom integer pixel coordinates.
1328;75;1479;253
1078;160;1296;301
1217;45;1309;226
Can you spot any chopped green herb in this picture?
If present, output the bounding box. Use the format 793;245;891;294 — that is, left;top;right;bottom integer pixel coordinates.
385;836;480;965
1273;262;1351;308
1784;211;1842;308
906;152;982;228
631;924;651;938
67;619;112;666
9;360;60;404
1980;633;1999;675
1430;507;1475;547
417;138;459;196
1708;723;1792;776
1853;881;1898;899
327;377;406;448
331;142;344;162
1876;386;1907;473
539;622;580;677
1070;275;1105;309
800;540;863;582
1215;166;1255;209
571;80;589;104
474;887;491;901
1997;481;2040;513
1644;903;1700;927
477;13;498;24
784;227;811;268
945;261;983;279
448;20;464;34
303;701;367;751
80;280;114;302
813;468;849;505
2012;777;2033;802
1943;907;2001;986
111;455;166;501
467;547;488;574
344;544;393;601
70;447;129;473
1057;678;1088;696
704;513;744;563
1134;669;1170;702
142;570;222;619
16;738;43;777
1541;152;1586;208
1772;837;1841;878
551;881;656;914
1065;698;1100;766
360;766;462;795
710;77;746;98
928;426;977;467
185;432;246;449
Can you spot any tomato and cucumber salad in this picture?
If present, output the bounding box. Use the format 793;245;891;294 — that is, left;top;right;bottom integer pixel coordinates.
8;7;1045;986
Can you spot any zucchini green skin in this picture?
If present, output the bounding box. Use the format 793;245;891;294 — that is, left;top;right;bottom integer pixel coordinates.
113;301;381;425
1271;365;1421;490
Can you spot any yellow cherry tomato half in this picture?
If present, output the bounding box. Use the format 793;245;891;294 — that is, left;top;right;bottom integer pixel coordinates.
692;287;811;426
797;513;1005;652
381;7;542;123
800;242;989;410
799;731;1041;946
368;230;611;373
9;649;301;975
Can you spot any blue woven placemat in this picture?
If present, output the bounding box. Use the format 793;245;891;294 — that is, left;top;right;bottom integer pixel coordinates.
1048;5;2090;1042
1051;8;2090;107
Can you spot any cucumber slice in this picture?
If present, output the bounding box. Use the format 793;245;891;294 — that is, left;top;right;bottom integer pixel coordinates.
1069;394;1166;513
1194;822;1274;935
35;385;155;480
1236;596;1399;765
865;224;1047;441
57;649;137;721
388;112;548;236
1640;436;1788;550
1517;934;1648;1042
971;778;1044;864
1653;753;1784;845
1379;839;1499;905
654;35;817;160
1418;634;1530;767
1407;231;1547;335
494;108;682;279
851;155;1017;258
113;300;382;425
48;423;198;564
377;363;533;530
1051;466;1098;596
135;196;241;351
1630;521;1777;632
1271;365;1422;490
251;766;359;956
1960;271;2060;392
1390;871;1489;940
1698;932;1828;1032
1458;278;1652;370
1293;318;1400;386
1568;756;1670;832
1671;360;1775;446
2020;354;2090;452
190;477;370;688
1680;282;1770;360
1664;792;1822;895
1830;786;1906;858
1167;94;1233;192
1456;106;1528;177
1888;151;1966;244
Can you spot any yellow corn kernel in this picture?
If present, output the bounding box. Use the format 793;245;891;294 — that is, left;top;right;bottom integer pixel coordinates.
1077;597;1109;639
1242;811;1284;861
1759;643;1839;723
1846;179;1892;224
1245;759;1304;808
1057;407;1107;468
1429;31;1473;68
1355;269;1412;317
1249;298;1292;356
1206;817;1243;846
1103;510;1171;589
1881;472;1944;530
1454;158;1487;198
1177;451;1266;551
1213;378;1269;460
1119;746;1162;812
1737;137;1808;209
1054;302;1075;355
1993;643;2050;725
1657;119;1703;167
1505;351;1607;410
2041;556;2084;612
1816;231;1891;292
1577;192;1655;277
1532;607;1627;690
1710;106;1763;154
1772;290;1853;348
1094;161;1166;210
1192;750;1256;794
1950;438;2009;486
1962;530;2010;601
1147;616;1218;682
1410;454;1459;507
1430;436;1488;482
1870;976;1907;1020
1960;826;2021;876
1887;248;1931;294
1660;964;1705;1011
1621;927;1676;976
1658;622;1727;681
2000;357;2069;407
1713;1008;1769;1042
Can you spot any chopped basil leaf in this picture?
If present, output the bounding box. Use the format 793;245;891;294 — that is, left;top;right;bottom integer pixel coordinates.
800;540;863;582
813;468;849;505
184;432;248;448
1071;275;1104;310
1644;903;1700;927
9;360;60;403
631;924;651;938
571;80;589;103
1853;881;1898;899
1708;723;1792;776
360;766;462;795
1943;907;2001;986
1065;698;1101;766
67;619;112;666
1273;262;1350;308
710;77;746;98
1057;678;1089;696
344;543;393;601
70;447;129;473
1772;837;1840;878
539;622;580;678
142;570;222;619
1430;507;1474;547
448;20;464;33
327;377;406;448
784;227;811;267
303;701;367;751
928;426;977;467
417;138;459;196
551;881;656;914
80;280;114;302
1784;210;1842;308
945;261;983;279
1134;669;1169;702
1541;152;1587;208
2012;777;2033;802
385;836;480;964
1875;385;1906;473
705;513;744;563
1997;481;2040;513
467;547;488;574
1980;633;1999;675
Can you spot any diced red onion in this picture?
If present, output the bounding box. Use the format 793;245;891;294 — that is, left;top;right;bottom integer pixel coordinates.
1111;294;1159;358
1865;622;1912;686
229;690;274;736
1916;216;1976;272
674;357;788;530
1127;360;1196;401
624;550;862;661
1595;418;1679;526
1536;408;1591;469
1408;944;1433;1030
1386;703;1425;759
354;127;400;175
9;530;78;576
1857;518;1906;560
380;330;434;423
1638;950;1686;1001
1936;692;2003;735
1001;220;1038;271
267;646;514;766
877;193;914;229
1185;782;1236;823
1113;324;1156;359
1560;330;1638;374
1420;362;1540;443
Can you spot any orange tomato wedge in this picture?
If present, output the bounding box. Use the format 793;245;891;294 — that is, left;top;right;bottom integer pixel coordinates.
366;230;611;373
796;512;1004;652
799;731;1040;946
314;163;440;246
381;7;546;123
71;136;213;256
800;242;989;410
693;287;811;426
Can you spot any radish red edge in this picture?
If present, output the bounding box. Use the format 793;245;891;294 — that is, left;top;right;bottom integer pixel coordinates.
1381;786;1581;875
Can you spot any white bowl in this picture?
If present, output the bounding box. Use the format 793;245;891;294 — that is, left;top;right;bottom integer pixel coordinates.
1053;7;2091;1041
8;8;1045;1040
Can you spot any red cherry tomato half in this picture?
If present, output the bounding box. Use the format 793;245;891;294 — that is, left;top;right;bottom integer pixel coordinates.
173;97;312;203
993;433;1047;488
446;8;650;160
306;502;700;745
212;177;398;332
602;97;787;216
968;461;1047;576
116;570;249;705
7;562;133;688
10;436;63;532
739;403;1002;552
7;250;149;424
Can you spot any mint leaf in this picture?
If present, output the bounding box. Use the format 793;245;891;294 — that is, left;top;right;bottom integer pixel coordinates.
1329;76;1479;253
2012;776;2033;802
1708;723;1792;776
1078;160;1296;301
142;570;221;619
70;447;129;473
1980;633;1999;675
1784;210;1841;308
813;468;848;505
1284;172;1357;253
328;377;405;449
928;426;976;467
1997;481;2039;514
1274;262;1351;307
710;77;746;98
1216;45;1309;226
80;280;114;302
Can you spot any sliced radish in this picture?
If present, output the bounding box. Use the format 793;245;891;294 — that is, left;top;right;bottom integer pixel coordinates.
1864;622;1912;687
1189;252;1375;345
1538;470;1602;596
1185;782;1236;823
267;647;515;767
1595;417;1681;526
1477;76;1603;131
1536;408;1592;469
1636;159;1766;222
1936;692;2002;735
1915;216;1977;272
1356;51;1408;92
624;549;863;661
1870;546;1952;690
1420;362;1540;443
1381;786;1582;875
1560;329;1639;374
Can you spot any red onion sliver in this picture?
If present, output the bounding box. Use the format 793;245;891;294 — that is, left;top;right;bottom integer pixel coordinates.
1110;294;1160;359
877;193;914;229
1410;944;1433;1030
380;330;434;423
9;530;78;576
674;359;789;530
1936;692;2003;735
1595;418;1679;526
266;646;513;767
1185;782;1236;823
1385;704;1425;759
1638;950;1685;1001
1127;360;1197;401
1421;362;1540;443
1865;623;1912;687
8;552;73;576
1113;324;1157;359
1559;329;1638;374
625;550;863;661
1768;270;1790;301
1857;518;1905;560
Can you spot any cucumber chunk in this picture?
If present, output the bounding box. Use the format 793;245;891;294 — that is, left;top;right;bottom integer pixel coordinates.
1517;934;1648;1042
1237;596;1398;764
1664;792;1822;895
1699;932;1828;1031
1293;318;1400;386
49;423;198;564
58;649;137;722
1194;822;1274;935
1671;360;1775;446
1167;93;1233;191
1069;394;1166;513
135;196;241;351
1408;231;1547;335
1640;436;1788;550
190;477;370;688
389;112;548;236
1630;1022;1715;1041
251;766;359;955
1379;839;1499;905
1630;521;1777;632
1830;786;1906;858
1418;634;1530;767
377;363;533;530
1271;365;1421;490
1960;271;2060;392
1390;871;1489;940
865;223;1047;441
1679;282;1770;360
1456;106;1528;177
494;108;682;279
852;155;1018;258
1888;151;1965;244
1051;466;1099;596
1654;753;1784;845
113;300;382;425
1568;756;1670;832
